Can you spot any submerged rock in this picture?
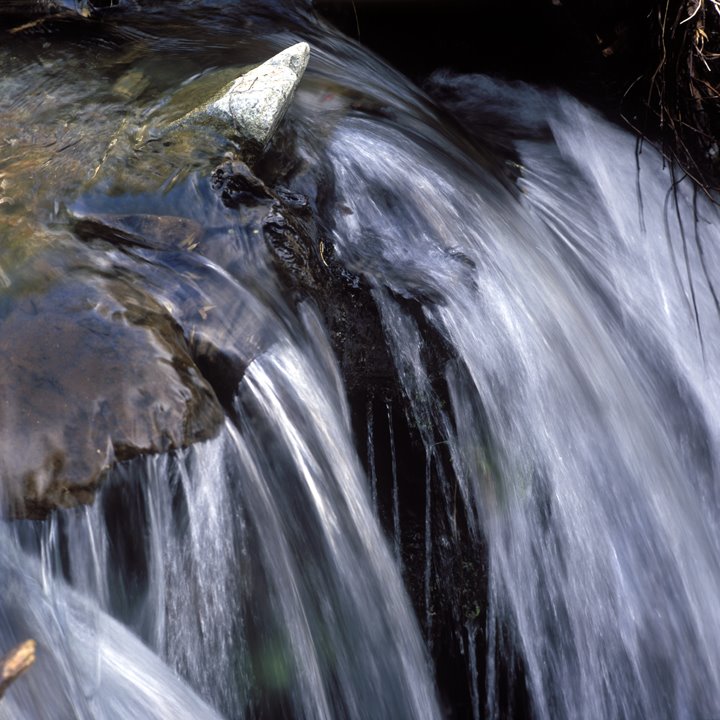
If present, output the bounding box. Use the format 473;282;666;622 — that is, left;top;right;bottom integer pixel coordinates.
73;213;203;252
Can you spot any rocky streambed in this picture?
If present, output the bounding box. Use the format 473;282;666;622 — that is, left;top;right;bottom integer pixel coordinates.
0;11;326;517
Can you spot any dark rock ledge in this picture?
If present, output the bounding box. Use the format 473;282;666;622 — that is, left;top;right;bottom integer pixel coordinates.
0;265;225;519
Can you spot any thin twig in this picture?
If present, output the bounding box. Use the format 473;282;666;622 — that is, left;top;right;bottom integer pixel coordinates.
0;640;36;699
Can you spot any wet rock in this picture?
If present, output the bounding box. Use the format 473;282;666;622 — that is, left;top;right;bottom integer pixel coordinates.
212;161;397;394
0;263;224;519
71;209;278;424
211;161;275;208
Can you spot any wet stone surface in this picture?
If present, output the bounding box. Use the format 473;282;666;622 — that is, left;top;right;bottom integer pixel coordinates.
0;252;225;518
0;16;316;516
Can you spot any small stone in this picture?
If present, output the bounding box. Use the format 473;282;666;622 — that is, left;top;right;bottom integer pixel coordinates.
112;68;150;100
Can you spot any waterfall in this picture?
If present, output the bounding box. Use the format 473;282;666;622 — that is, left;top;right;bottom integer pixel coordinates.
1;306;439;719
321;67;720;718
2;5;720;718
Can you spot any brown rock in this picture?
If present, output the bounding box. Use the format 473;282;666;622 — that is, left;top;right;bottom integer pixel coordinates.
0;266;224;519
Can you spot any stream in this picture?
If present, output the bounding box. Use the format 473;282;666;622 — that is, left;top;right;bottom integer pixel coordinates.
1;2;719;719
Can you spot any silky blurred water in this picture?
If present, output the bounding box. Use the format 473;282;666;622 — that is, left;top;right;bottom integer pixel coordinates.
1;3;719;719
1;307;439;719
323;70;720;718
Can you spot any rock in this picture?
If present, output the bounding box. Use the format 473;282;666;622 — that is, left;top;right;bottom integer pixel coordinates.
89;44;310;196
73;213;203;252
0;38;310;519
112;68;150;101
0;256;225;519
70;207;278;414
173;42;310;149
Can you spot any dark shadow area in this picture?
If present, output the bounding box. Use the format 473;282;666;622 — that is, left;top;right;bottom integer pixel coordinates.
315;0;720;189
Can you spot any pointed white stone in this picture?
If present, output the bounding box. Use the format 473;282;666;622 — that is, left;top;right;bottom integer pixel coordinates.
183;42;310;148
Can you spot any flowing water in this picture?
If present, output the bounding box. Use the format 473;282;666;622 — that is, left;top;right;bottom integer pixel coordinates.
2;307;438;720
323;72;720;718
1;3;720;719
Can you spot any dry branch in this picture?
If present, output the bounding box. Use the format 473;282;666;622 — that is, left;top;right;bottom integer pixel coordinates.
0;640;36;699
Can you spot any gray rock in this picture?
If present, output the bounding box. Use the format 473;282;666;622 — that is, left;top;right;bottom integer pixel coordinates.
174;42;310;148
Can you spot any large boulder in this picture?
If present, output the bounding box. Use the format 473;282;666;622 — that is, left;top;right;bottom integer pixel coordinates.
0;248;225;519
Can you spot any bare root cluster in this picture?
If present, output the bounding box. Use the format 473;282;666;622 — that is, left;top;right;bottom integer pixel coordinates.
647;0;720;189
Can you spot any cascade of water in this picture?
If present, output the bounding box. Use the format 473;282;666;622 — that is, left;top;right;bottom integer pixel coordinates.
3;5;720;717
466;620;481;720
386;400;402;566
485;587;498;720
230;307;439;719
424;447;433;643
317;67;720;718
366;398;378;515
0;519;227;720
0;304;439;719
